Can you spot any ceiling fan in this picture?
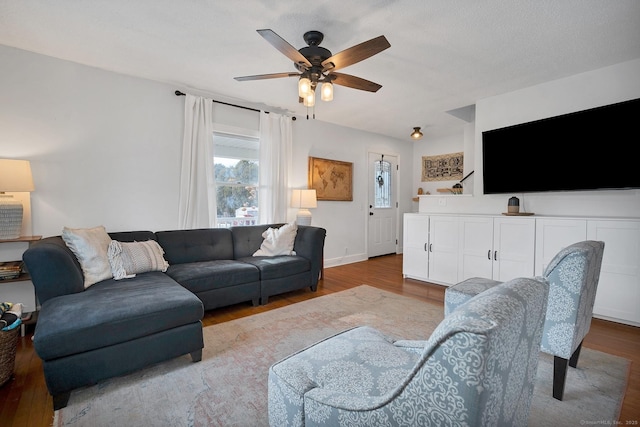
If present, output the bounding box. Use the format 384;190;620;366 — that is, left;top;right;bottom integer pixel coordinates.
234;29;390;107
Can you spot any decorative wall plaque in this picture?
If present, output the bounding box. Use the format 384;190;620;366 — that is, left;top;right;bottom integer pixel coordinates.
421;152;464;182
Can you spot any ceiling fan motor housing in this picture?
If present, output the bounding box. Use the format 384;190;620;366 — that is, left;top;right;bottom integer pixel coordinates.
296;31;333;78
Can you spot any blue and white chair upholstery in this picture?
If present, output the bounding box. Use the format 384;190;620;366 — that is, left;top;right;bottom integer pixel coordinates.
444;240;605;401
268;277;548;426
539;240;605;400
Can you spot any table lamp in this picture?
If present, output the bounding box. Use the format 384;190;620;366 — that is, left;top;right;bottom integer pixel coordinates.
291;189;317;226
0;159;35;239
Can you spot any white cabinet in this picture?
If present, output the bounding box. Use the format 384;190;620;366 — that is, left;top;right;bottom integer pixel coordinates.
492;217;536;281
428;216;459;284
534;217;640;325
534;218;587;275
404;213;640;326
402;214;429;281
458;216;494;280
458;216;535;282
402;214;458;285
587;220;640;324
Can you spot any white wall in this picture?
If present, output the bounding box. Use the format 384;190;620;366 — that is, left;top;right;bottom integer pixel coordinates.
0;45;184;236
416;58;640;218
291;119;413;266
0;45;413;265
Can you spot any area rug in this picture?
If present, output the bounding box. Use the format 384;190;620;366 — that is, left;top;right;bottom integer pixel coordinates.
53;285;629;426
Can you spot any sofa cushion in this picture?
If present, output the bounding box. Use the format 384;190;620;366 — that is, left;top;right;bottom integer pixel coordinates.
253;222;298;256
238;255;310;280
108;230;157;242
231;224;284;259
165;260;260;294
33;272;203;360
61;225;113;288
108;240;169;279
156;229;234;264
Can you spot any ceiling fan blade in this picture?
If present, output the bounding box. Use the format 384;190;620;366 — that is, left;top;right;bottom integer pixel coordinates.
257;29;312;69
321;35;390;72
234;72;300;81
330;72;382;92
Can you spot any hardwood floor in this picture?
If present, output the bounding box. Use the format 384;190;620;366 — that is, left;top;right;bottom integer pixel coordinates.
1;254;638;425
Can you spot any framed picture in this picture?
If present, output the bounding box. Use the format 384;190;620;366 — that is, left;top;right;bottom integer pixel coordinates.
308;157;353;201
421;152;464;182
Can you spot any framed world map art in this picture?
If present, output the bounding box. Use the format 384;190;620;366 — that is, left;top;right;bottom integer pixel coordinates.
308;157;353;201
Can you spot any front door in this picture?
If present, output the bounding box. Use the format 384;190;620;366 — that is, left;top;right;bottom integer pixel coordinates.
367;152;398;257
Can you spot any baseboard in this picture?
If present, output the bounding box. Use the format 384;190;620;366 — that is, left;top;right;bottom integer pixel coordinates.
593;313;640;328
324;253;368;268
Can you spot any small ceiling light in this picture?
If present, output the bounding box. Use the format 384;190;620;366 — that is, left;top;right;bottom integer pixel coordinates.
298;76;311;98
321;82;333;102
410;127;423;140
303;90;315;107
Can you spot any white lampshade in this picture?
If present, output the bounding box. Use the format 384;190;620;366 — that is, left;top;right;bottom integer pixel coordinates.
321;82;333;101
0;159;35;240
298;76;311;98
291;189;317;226
303;90;315;107
291;189;317;208
0;159;35;192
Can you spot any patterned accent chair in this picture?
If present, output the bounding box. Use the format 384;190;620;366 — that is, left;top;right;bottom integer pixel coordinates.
444;240;605;401
268;277;548;426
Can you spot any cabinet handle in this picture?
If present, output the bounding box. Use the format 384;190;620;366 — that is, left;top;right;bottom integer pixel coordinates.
429;243;433;252
494;250;497;261
424;243;428;252
487;250;491;260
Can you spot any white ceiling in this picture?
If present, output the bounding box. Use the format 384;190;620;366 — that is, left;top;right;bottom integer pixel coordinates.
1;1;639;141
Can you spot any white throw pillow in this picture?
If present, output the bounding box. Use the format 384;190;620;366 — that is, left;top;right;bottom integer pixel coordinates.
108;240;169;280
253;222;298;256
62;226;113;288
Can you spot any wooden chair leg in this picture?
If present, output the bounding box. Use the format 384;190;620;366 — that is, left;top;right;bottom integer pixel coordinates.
569;340;583;368
552;341;584;400
553;356;569;400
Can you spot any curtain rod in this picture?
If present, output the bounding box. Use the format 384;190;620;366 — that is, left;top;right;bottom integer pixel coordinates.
174;91;295;120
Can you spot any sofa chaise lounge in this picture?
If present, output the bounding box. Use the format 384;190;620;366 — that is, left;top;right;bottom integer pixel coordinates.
23;223;326;410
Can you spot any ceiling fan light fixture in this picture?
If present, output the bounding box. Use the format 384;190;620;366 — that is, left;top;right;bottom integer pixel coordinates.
410;127;423;140
321;81;333;102
298;76;311;97
303;90;315;107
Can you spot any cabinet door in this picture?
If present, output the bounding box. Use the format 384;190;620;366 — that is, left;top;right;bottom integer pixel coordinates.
402;214;429;280
534;218;587;275
492;217;535;282
428;216;459;285
588;220;640;324
458;216;494;281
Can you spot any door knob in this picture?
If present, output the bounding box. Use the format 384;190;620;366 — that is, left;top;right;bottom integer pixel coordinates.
369;212;374;216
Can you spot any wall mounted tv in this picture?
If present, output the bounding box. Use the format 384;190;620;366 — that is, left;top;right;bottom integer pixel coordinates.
482;97;640;194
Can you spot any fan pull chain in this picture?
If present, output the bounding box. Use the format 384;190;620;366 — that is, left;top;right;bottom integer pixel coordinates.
306;104;316;120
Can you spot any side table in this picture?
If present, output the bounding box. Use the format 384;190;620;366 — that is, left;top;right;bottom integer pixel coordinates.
0;235;42;336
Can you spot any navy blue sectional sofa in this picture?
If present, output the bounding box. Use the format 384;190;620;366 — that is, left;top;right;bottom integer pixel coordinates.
22;224;326;410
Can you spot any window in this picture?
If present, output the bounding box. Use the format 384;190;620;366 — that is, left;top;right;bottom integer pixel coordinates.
213;132;259;227
374;159;392;208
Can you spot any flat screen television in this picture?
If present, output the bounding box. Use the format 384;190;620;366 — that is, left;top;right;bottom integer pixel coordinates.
482;97;640;194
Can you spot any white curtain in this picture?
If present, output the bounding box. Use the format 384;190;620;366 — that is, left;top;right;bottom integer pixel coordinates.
259;112;293;224
178;94;216;229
